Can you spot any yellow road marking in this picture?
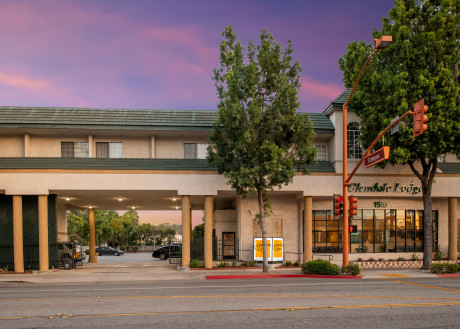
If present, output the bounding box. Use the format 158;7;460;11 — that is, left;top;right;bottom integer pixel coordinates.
380;279;460;294
1;301;460;320
380;274;411;278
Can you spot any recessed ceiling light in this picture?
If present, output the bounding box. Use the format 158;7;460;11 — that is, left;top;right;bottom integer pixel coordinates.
89;206;93;209
118;197;123;201
131;206;136;210
65;197;70;201
175;206;179;210
172;197;177;201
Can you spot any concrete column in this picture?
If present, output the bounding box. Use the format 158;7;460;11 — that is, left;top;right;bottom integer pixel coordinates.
56;201;68;242
303;196;313;263
181;196;191;268
13;195;24;273
204;196;214;269
24;133;30;157
89;208;97;263
150;136;156;158
38;195;49;271
88;135;94;158
448;197;458;260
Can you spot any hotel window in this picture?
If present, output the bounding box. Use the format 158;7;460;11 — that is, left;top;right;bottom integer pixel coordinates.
312;209;438;253
347;122;363;159
184;143;208;159
96;142;123;158
61;142;89;158
315;145;327;161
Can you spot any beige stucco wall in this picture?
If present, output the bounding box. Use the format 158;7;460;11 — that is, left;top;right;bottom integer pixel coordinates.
0;136;24;157
214;209;237;241
30;136;65;157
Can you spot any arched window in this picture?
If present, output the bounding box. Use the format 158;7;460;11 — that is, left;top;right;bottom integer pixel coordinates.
347;122;363;159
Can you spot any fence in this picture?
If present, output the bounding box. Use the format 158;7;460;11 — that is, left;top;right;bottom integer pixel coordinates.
166;237;240;263
0;242;60;271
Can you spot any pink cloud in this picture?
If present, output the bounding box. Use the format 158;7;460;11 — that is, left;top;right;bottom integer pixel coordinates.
300;76;343;102
0;69;86;107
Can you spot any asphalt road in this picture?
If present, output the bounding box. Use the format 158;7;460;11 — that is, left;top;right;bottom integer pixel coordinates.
1;276;459;328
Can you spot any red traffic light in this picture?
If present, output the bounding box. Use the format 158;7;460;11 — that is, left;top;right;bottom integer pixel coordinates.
348;196;358;218
413;98;428;138
349;225;358;233
333;195;343;217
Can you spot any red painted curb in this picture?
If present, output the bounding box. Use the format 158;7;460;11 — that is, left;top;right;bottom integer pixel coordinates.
206;274;362;280
437;273;460;277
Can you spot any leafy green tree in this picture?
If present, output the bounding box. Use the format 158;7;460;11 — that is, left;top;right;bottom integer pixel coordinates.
120;210;140;246
95;210;117;245
339;0;459;269
192;223;205;238
153;224;176;244
208;26;317;272
137;223;154;250
67;210;89;243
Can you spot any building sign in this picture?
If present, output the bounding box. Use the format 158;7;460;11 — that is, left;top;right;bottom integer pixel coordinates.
348;181;422;195
254;238;284;262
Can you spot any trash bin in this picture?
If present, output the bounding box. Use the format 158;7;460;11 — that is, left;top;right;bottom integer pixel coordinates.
63;258;72;270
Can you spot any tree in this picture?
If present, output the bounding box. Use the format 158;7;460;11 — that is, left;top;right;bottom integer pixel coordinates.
67;210;89;243
137;223;154;251
153;224;176;245
95;210;117;245
339;0;459;269
120;210;140;246
192;223;205;238
208;26;317;272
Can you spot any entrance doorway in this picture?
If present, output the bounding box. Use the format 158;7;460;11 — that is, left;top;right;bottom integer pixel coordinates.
222;232;235;259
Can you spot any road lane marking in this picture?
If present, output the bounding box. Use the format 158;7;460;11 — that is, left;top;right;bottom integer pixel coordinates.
380;279;460;293
1;301;460;320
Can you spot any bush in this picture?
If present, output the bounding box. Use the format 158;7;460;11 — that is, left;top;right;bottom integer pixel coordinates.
294;261;300;267
190;259;201;268
240;262;248;267
84;249;90;255
231;260;237;267
132;247;139;253
216;261;226;268
119;246;126;251
431;263;459;274
285;260;292;267
341;264;361;276
248;260;256;267
301;260;340;275
411;253;419;261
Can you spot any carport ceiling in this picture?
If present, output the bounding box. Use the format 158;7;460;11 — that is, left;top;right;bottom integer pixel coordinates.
52;190;207;211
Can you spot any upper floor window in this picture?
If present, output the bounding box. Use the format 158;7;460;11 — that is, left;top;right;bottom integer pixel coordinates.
61;142;88;158
184;143;208;159
96;142;123;158
315;145;327;161
347;122;363;159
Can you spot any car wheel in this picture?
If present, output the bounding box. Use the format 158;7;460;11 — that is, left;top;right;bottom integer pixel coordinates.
114;252;119;256
159;254;166;260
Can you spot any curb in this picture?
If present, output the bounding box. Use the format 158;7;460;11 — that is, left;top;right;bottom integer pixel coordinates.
437;273;460;277
206;274;362;280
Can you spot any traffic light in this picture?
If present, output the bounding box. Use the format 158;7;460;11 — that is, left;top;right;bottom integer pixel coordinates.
333;194;343;217
348;195;358;218
413;98;428;138
349;225;358;233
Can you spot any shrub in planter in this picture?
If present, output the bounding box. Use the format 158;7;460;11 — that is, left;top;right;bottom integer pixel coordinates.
341;264;360;276
294;261;300;266
248;260;256;267
301;260;340;275
285;260;292;267
132;247;139;253
431;263;459;274
190;259;201;268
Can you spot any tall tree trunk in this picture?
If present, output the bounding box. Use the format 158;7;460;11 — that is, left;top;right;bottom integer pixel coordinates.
409;158;437;270
258;188;269;272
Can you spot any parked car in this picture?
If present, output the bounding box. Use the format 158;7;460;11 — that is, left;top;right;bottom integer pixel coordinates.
95;246;124;256
152;244;181;260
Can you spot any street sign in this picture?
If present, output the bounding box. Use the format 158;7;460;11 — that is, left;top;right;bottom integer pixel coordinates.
391;116;399;135
364;146;390;168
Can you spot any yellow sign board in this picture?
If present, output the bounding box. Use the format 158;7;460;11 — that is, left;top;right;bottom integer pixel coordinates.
253;238;283;261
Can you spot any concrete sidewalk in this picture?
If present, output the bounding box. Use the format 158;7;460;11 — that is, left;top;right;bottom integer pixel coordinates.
0;265;442;284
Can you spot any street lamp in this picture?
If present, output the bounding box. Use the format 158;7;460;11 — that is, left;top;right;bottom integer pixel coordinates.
342;35;392;266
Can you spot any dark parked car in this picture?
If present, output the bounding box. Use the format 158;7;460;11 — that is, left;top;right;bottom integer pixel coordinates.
152;244;181;260
96;246;124;256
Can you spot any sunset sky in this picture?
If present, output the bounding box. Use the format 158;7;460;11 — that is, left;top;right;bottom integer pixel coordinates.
1;0;394;113
1;0;395;226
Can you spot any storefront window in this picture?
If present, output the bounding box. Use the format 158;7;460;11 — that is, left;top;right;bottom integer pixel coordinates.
312;209;438;253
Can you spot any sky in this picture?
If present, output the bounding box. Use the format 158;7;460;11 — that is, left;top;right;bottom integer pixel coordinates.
1;0;396;226
0;0;395;113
